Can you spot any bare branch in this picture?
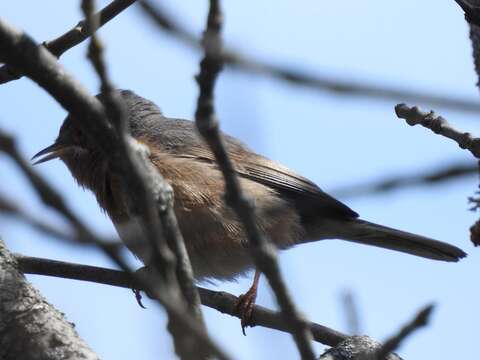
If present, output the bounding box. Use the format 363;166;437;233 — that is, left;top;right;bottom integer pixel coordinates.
0;128;116;251
333;161;477;199
395;103;480;158
139;0;480;114
192;1;315;359
0;240;100;360
0;192;110;246
376;304;434;360
82;0;206;342
15;254;349;348
0;0;137;84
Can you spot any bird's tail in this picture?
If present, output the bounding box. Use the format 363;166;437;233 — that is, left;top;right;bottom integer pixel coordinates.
303;218;466;262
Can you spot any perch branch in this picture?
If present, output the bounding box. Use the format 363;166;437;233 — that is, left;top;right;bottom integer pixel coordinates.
15;254;348;348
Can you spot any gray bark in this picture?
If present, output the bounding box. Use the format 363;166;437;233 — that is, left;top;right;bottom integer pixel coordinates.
319;336;402;360
0;239;99;360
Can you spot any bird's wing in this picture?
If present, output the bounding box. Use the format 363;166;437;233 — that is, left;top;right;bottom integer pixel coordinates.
163;128;358;220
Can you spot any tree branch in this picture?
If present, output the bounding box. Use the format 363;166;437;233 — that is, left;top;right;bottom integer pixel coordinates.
0;240;100;360
376;304;434;360
15;254;349;348
193;1;316;359
80;2;207;357
0;0;137;84
139;0;480;114
395;103;480;158
319;336;402;360
332;161;477;199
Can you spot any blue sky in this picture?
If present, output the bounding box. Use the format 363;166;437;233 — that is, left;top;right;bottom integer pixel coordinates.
0;1;479;359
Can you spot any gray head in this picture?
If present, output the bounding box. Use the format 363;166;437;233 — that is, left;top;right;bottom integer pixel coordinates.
32;90;163;187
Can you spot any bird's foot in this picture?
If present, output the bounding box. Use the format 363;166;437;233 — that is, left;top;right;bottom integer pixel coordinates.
132;288;147;309
131;266;156;309
234;286;258;335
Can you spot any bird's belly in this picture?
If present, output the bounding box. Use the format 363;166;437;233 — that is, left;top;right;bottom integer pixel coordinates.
113;216;256;281
112;206;303;282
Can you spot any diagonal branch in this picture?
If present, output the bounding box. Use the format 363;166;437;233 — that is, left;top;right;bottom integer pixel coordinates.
376;304;434;360
0;128;115;250
0;18;230;360
193;1;315;359
455;0;480;27
0;0;137;84
80;1;207;357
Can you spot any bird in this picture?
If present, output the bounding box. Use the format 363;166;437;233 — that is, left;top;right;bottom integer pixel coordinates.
33;89;466;330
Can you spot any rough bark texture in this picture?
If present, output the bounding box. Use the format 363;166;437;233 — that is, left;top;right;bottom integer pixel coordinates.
318;336;402;360
0;239;99;360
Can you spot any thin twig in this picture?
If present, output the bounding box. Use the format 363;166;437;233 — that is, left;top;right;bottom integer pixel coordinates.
139;0;480;114
193;1;315;359
15;254;349;347
340;290;362;335
376;304;435;360
0;128;115;250
469;160;480;246
333;161;478;198
81;2;207;357
0;192;117;246
395;103;480;158
81;0;202;318
0;0;137;84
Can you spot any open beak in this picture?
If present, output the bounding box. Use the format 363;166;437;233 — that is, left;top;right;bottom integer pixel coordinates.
31;143;67;165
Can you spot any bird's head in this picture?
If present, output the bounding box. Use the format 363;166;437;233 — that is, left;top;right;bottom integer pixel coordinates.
32;110;108;190
32;90;162;189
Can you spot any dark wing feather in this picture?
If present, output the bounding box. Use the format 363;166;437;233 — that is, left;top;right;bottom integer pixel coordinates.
152;120;358;220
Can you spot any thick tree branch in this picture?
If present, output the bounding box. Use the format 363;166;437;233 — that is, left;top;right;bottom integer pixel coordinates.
15;254;348;348
193;1;315;359
0;0;136;84
139;0;480;114
319;336;401;360
0;240;99;360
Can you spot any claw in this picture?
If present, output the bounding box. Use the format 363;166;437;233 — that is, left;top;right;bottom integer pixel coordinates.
234;287;257;335
132;288;147;309
234;269;261;335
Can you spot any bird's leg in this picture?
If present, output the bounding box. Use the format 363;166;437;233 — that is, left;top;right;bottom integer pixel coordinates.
132;266;156;309
234;269;261;335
